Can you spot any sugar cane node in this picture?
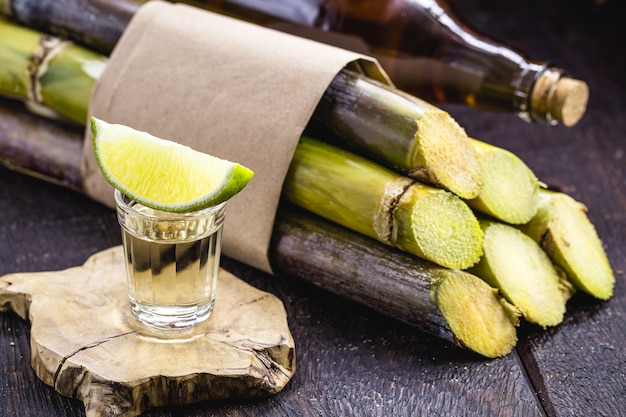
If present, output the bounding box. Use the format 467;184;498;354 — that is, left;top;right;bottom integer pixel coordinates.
0;19;106;124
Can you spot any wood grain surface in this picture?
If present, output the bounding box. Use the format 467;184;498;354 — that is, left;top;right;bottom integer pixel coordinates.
1;0;625;416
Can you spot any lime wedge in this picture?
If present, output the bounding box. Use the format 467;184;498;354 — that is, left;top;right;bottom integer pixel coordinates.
91;116;254;213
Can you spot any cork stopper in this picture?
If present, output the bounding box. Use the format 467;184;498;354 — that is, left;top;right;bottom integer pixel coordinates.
531;69;589;127
549;77;589;127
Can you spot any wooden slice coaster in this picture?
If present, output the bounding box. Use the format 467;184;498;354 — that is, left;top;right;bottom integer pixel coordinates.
0;246;296;417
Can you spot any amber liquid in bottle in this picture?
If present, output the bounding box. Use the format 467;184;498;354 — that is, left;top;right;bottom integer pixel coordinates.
194;0;589;126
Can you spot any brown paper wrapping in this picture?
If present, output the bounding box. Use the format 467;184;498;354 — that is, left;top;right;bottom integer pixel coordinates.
81;0;390;273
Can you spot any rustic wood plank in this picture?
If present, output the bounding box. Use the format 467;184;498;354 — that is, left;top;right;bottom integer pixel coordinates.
1;0;625;416
449;1;626;416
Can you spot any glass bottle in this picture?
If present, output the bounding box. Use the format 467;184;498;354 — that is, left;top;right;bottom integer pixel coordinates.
189;0;589;126
1;0;589;126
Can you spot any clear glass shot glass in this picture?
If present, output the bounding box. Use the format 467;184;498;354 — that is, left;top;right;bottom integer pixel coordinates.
115;189;226;330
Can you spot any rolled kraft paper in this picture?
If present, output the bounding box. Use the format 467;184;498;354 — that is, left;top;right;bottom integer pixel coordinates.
81;0;391;274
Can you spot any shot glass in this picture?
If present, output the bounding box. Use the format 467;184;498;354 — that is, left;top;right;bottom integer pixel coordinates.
115;189;226;330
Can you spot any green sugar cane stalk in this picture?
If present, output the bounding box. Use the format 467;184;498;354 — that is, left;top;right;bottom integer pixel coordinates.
272;204;519;359
469;219;575;328
0;19;107;125
312;69;483;199
520;189;615;300
465;138;540;225
283;136;484;270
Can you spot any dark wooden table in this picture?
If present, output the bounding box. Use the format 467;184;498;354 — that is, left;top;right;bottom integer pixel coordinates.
1;0;624;416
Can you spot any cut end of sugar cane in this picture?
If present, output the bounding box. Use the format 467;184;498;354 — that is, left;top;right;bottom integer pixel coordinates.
393;185;484;270
521;190;615;300
435;271;520;358
91;117;254;212
469;220;575;328
466;139;539;224
411;111;483;200
285;136;483;270
317;69;482;200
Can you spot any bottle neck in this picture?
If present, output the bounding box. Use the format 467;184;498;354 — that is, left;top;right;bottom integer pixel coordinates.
314;1;543;114
312;0;589;125
504;60;551;124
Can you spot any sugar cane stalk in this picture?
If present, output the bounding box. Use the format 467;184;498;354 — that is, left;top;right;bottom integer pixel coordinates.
465;139;540;224
271;204;519;358
0;19;107;125
312;69;482;199
519;189;615;300
0;98;83;190
0;0;142;55
468;219;575;328
0;97;518;358
284;136;484;269
0;0;289;58
461;140;615;301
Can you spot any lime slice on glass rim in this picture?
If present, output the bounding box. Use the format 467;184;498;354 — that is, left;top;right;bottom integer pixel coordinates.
91;116;254;213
